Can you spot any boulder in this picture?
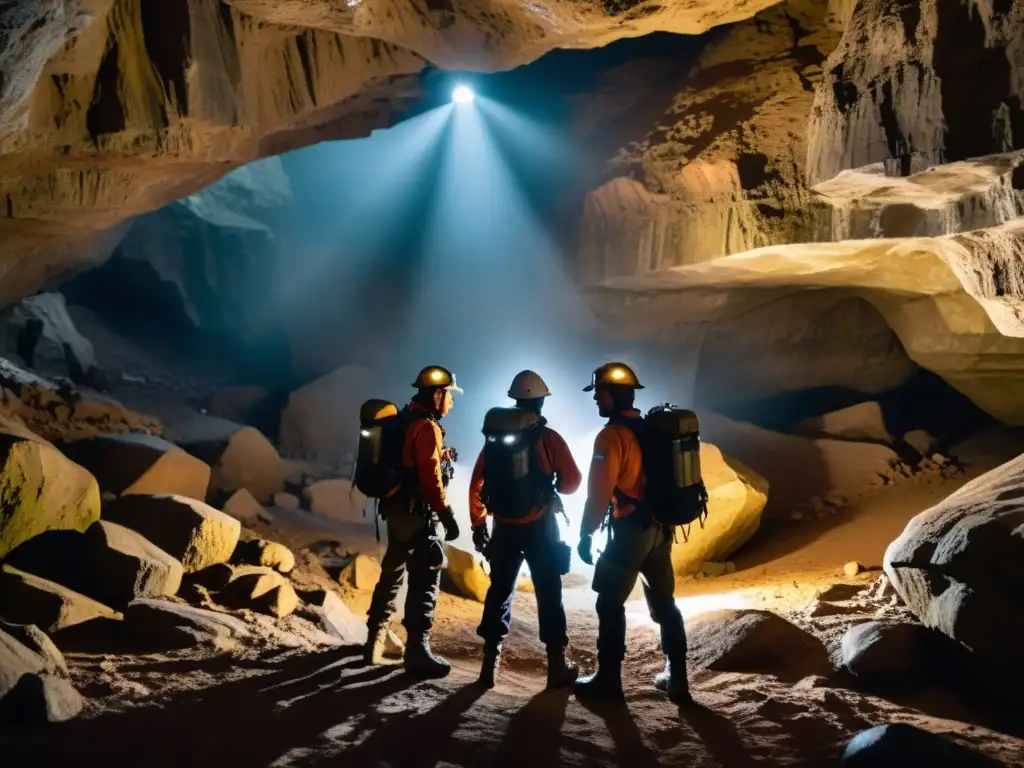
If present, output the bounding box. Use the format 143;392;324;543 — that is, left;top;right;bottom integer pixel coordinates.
274;492;300;510
221;488;263;524
278;365;377;464
842;724;1002;768
0;628;83;724
3;523;183;609
904;429;939;457
305;589;368;644
124;598;250;650
0;620;68;677
795;402;893;444
59;432;211;500
0;292;96;382
232;539;295;574
208;386;270;425
217;566;298;618
672;443;768;576
883;453;1024;691
174;414;285;504
0;564;118;632
687;609;831;680
103;494;241;573
841;621;947;686
340;554;382;591
305;479;370;525
445;546;489;603
0;414;101;558
85;521;184;608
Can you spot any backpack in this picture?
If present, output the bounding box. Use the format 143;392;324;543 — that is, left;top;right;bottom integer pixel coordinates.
480;407;554;519
354;400;422;499
618;404;709;537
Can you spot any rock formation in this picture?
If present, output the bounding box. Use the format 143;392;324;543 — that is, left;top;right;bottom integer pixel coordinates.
884;451;1024;692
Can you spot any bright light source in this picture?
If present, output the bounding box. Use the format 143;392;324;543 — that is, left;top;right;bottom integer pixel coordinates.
502;434;516;445
452;85;475;104
346;0;361;6
360;429;371;437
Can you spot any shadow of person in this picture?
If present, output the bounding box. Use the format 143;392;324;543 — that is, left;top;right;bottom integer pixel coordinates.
494;688;572;767
0;645;421;768
677;701;755;767
575;697;662;768
335;681;488;767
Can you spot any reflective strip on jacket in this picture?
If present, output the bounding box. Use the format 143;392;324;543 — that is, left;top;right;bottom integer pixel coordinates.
468;425;582;527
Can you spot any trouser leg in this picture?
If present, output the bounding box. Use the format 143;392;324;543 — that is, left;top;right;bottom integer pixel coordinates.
523;514;568;648
403;521;444;636
592;517;653;665
367;538;410;629
640;525;687;659
477;523;525;646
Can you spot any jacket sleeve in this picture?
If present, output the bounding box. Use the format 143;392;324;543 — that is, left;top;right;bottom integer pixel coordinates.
411;419;448;512
581;427;621;536
546;430;583;495
468;449;487;527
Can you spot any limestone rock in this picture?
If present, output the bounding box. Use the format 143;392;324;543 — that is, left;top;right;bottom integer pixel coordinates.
671;443;767;576
221;488;263;524
904;429;939;456
0;292;96;382
305;478;370;525
279;365;377;464
273;492;300;510
217;566;298;618
0;628;83;724
0;414;101;558
700;414;900;518
124;598;250;651
843;561;862;578
808;0;1024;184
3;522;182;609
842;723;1002;768
884;453;1024;692
0;620;68;678
341;554;382;591
104;494;240;573
59;432;211;501
445;546;489;604
85;521;184;608
173;413;285;504
305;589;368;645
0;564;117;633
232;539;295;575
841;621;945;686
687;609;831;679
796;402;893;444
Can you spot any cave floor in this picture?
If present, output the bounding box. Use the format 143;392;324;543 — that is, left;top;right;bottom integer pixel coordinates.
3;467;1023;767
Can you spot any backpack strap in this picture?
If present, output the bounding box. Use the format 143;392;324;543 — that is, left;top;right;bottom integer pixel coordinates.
608;414;654;526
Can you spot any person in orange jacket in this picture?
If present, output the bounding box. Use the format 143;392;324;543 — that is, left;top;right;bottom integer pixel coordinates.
365;366;462;678
573;362;690;704
468;370;583;689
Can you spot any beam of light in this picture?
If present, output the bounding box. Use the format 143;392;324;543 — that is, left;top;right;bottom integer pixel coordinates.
627;588;759;623
452;84;475;104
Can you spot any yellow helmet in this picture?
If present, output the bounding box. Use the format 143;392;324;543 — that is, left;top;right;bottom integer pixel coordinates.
583;362;644;392
412;365;464;394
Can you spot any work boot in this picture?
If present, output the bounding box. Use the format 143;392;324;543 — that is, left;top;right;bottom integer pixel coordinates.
573;662;624;702
364;623;389;665
404;633;451;679
546;645;580;690
653;658;692;705
477;643;502;689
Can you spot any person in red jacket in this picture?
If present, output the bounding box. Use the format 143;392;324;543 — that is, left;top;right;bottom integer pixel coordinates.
365;366;462;678
573;362;690;704
468;370;583;689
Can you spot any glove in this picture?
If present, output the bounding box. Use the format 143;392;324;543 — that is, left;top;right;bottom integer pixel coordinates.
437;506;460;542
577;534;594;566
472;524;491;556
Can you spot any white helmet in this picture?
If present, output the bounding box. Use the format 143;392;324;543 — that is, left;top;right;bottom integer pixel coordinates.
508;370;551;400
